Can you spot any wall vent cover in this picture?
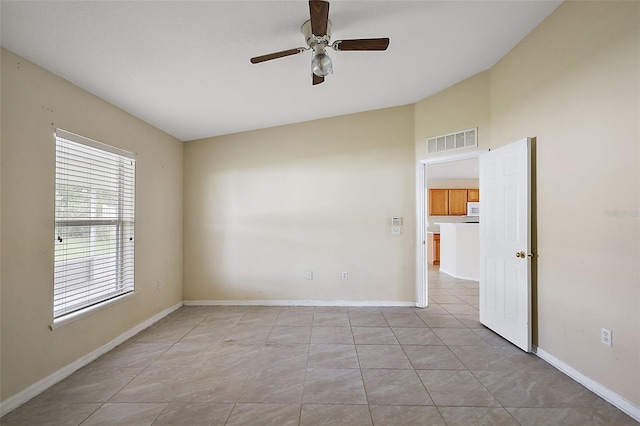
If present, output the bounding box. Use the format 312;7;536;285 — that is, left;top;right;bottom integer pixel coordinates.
427;128;477;154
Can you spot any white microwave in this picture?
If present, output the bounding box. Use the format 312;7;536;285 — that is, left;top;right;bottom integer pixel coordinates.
467;202;480;216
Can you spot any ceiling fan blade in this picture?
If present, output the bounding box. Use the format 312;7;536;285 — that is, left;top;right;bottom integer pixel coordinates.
312;73;324;85
250;48;306;64
333;38;390;51
309;0;330;36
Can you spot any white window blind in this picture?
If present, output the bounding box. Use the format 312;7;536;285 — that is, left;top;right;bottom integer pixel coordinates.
54;129;136;319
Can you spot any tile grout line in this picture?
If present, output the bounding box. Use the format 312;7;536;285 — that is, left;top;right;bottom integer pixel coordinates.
430;279;524;424
297;309;314;425
351;308;375;426
7;300;636;425
148;310;221;426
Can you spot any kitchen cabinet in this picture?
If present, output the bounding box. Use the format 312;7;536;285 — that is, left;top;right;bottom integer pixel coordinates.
448;189;468;216
427;233;440;265
429;188;479;216
428;189;449;216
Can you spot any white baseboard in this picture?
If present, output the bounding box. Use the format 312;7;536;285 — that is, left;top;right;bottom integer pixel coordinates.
183;299;416;307
0;302;183;417
534;346;640;422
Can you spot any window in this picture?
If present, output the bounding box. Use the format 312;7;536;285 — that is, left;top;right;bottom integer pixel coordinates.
54;129;135;319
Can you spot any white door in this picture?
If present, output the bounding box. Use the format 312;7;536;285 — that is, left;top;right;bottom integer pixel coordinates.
479;138;531;352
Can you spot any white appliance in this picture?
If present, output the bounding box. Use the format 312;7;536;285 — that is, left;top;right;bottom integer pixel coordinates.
467;202;480;216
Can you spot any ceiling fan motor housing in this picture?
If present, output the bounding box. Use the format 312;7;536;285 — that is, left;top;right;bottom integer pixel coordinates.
249;1;389;86
301;19;332;48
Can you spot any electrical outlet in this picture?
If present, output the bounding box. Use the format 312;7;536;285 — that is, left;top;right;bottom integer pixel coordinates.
156;279;163;289
391;226;401;236
601;328;612;347
306;271;313;280
341;271;348;280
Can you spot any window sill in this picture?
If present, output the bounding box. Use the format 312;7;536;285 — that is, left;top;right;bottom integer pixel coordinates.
50;292;136;330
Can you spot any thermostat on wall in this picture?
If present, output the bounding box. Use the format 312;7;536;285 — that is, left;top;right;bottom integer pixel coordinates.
391;217;402;226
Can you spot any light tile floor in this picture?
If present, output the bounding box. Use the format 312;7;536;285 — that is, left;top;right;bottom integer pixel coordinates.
2;267;638;425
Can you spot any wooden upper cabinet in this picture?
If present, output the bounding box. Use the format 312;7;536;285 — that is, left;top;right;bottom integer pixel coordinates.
429;189;449;215
429;188;479;215
448;189;468;215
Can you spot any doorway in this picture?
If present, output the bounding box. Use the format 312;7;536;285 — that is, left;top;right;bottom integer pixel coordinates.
415;150;487;308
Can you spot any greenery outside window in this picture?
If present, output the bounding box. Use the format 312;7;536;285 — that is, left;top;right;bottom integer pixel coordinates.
54;129;135;319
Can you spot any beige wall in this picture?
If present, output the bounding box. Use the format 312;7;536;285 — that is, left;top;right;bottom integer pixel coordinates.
1;0;638;411
415;0;639;406
0;48;184;401
489;1;640;404
414;70;490;159
183;106;416;303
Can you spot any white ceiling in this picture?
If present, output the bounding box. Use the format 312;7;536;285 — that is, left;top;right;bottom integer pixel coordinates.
1;1;561;141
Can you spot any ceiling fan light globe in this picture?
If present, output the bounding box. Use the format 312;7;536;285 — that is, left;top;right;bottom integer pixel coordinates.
312;53;333;77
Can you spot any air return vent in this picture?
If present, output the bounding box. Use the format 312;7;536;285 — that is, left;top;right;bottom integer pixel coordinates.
426;128;477;154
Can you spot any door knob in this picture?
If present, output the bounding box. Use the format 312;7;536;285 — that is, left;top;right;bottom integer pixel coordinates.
516;251;525;258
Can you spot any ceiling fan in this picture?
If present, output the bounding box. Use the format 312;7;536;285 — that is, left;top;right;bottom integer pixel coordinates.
250;0;390;85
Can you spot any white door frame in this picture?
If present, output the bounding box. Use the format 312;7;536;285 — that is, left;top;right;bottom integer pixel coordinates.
415;150;488;308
